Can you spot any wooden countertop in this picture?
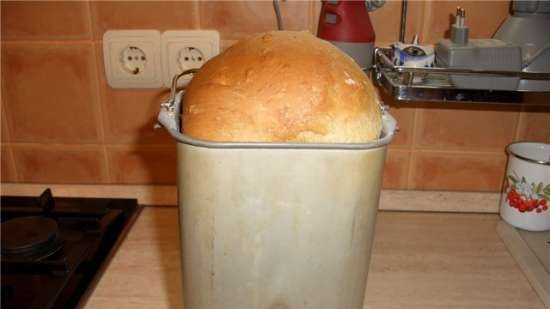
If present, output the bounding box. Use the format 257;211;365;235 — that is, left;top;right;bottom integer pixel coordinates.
84;208;544;309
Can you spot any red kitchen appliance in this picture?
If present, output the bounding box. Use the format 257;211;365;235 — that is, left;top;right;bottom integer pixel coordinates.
318;0;378;69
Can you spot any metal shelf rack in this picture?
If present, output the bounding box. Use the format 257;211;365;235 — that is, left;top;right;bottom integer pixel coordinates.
372;48;550;104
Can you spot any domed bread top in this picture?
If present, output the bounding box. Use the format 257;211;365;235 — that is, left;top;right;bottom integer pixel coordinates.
182;31;382;143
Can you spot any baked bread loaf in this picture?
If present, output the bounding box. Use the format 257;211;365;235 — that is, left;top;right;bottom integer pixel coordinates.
182;31;382;143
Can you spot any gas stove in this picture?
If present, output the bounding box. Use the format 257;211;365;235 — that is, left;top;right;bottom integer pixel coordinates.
1;189;142;309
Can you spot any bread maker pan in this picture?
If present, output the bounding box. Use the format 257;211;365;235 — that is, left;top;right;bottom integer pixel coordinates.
157;70;397;309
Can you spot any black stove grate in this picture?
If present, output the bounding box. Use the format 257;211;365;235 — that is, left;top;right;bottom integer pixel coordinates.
1;189;141;309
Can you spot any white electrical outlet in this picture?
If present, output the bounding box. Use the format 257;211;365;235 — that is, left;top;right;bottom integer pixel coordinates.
103;30;163;88
161;30;220;87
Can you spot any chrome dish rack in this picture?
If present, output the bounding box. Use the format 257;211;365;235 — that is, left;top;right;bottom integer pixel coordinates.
373;47;550;104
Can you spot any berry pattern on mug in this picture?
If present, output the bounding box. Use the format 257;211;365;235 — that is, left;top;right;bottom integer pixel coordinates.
504;172;549;214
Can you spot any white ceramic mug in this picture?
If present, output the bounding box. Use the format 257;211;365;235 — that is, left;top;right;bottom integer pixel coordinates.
500;142;550;231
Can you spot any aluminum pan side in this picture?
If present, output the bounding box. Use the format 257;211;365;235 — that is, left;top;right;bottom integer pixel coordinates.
177;145;387;309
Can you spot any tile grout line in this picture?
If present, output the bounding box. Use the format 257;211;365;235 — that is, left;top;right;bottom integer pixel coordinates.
309;1;317;35
2;142;174;148
402;149;412;190
6;142;503;154
90;39;111;184
388;144;412;151
86;0;97;41
513;106;525;141
405;149;416;190
406;103;420;189
85;0;94;41
193;0;201;29
1;52;19;182
415;1;427;42
401;146;512;153
1;90;12;148
1;40;97;45
2;140;20;182
6;145;20;183
103;146;112;184
421;1;433;43
386;148;410;190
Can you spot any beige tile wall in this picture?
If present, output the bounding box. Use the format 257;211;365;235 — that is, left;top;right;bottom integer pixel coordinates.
1;1;549;192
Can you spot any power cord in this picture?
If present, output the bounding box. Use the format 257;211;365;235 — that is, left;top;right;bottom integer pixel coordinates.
273;0;284;30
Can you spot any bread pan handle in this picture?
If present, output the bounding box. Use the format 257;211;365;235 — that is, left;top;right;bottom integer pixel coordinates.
156;69;198;140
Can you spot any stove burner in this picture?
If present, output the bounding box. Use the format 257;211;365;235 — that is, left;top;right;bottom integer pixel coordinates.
1;216;63;261
1;190;140;309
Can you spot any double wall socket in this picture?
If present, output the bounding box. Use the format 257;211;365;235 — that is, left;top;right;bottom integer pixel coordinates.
103;30;220;89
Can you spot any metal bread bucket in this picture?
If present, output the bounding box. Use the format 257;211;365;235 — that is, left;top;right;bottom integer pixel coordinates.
157;70;397;309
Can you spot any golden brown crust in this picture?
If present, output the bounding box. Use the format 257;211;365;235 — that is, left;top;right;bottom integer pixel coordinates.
182;31;382;143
